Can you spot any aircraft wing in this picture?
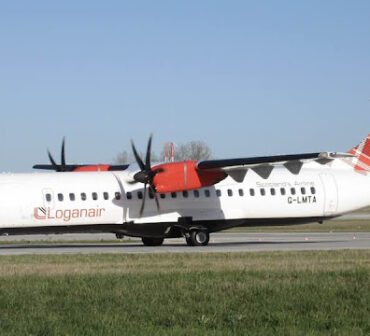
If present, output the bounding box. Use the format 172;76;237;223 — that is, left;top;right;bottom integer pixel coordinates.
197;152;354;181
32;164;129;172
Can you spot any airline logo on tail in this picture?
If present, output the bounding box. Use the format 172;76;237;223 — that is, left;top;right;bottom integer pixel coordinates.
348;134;370;172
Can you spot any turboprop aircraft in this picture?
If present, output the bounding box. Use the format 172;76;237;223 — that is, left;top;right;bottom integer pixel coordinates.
0;134;369;246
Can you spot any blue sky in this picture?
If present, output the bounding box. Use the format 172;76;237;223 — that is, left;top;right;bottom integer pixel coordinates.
1;1;369;172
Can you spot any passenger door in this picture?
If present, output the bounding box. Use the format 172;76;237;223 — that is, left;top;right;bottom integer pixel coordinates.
319;173;338;216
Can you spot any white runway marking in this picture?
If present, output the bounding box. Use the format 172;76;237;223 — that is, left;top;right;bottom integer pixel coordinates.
0;232;369;255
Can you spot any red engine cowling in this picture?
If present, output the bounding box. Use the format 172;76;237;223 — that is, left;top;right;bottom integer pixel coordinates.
74;164;111;172
152;161;227;193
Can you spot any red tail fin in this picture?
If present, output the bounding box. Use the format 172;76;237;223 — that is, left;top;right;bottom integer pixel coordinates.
348;134;370;171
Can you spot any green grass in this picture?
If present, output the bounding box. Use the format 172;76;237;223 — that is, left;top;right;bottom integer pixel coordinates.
0;251;369;335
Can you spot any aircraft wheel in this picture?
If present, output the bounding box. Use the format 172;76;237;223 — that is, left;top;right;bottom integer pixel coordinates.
141;237;164;246
189;230;210;246
115;233;124;239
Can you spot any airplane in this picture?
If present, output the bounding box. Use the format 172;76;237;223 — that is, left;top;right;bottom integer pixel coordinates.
0;134;369;246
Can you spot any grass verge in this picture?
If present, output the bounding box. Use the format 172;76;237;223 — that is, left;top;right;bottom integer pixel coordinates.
0;251;369;335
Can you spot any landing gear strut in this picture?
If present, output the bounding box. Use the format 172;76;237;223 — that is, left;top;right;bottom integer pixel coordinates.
185;230;210;246
141;237;164;246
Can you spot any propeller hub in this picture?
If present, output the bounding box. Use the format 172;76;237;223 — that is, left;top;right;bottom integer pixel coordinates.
134;171;150;184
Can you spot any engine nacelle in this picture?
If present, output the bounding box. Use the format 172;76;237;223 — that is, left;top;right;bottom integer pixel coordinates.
74;164;111;172
152;161;227;193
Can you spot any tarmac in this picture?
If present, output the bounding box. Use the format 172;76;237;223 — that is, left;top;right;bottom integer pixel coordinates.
0;232;369;255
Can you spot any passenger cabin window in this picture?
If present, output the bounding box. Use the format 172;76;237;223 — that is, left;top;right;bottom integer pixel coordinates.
270;188;276;196
204;189;210;197
301;187;306;195
182;191;188;198
115;192;121;200
92;192;98;201
216;189;221;197
69;193;75;201
250;189;255;196
45;194;52;202
227;189;233;197
311;187;316;194
126;192;132;200
280;188;286;195
103;192;109;200
58;193;64;202
290;188;296;195
260;188;266;196
194;190;200;198
238;189;244;196
81;193;86;201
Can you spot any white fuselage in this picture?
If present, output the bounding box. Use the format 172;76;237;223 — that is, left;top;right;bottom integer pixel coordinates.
0;158;369;236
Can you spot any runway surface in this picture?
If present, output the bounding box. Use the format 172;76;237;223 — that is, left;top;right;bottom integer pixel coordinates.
0;232;369;255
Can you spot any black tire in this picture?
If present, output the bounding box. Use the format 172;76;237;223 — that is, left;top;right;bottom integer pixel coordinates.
115;233;124;239
141;237;164;246
189;230;210;246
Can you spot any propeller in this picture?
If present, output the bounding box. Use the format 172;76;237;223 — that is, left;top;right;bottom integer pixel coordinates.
131;135;163;217
47;137;67;172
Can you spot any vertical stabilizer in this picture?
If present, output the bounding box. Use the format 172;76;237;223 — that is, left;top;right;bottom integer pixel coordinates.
348;134;370;171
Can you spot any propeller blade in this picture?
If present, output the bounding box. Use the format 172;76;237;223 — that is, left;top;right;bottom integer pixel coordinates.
150;167;164;177
131;134;162;216
131;140;145;171
61;137;66;171
139;184;147;217
150;185;161;213
145;134;152;170
47;150;60;172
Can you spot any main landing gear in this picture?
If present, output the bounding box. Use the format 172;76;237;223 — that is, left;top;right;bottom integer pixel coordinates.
185;229;210;246
141;237;164;246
